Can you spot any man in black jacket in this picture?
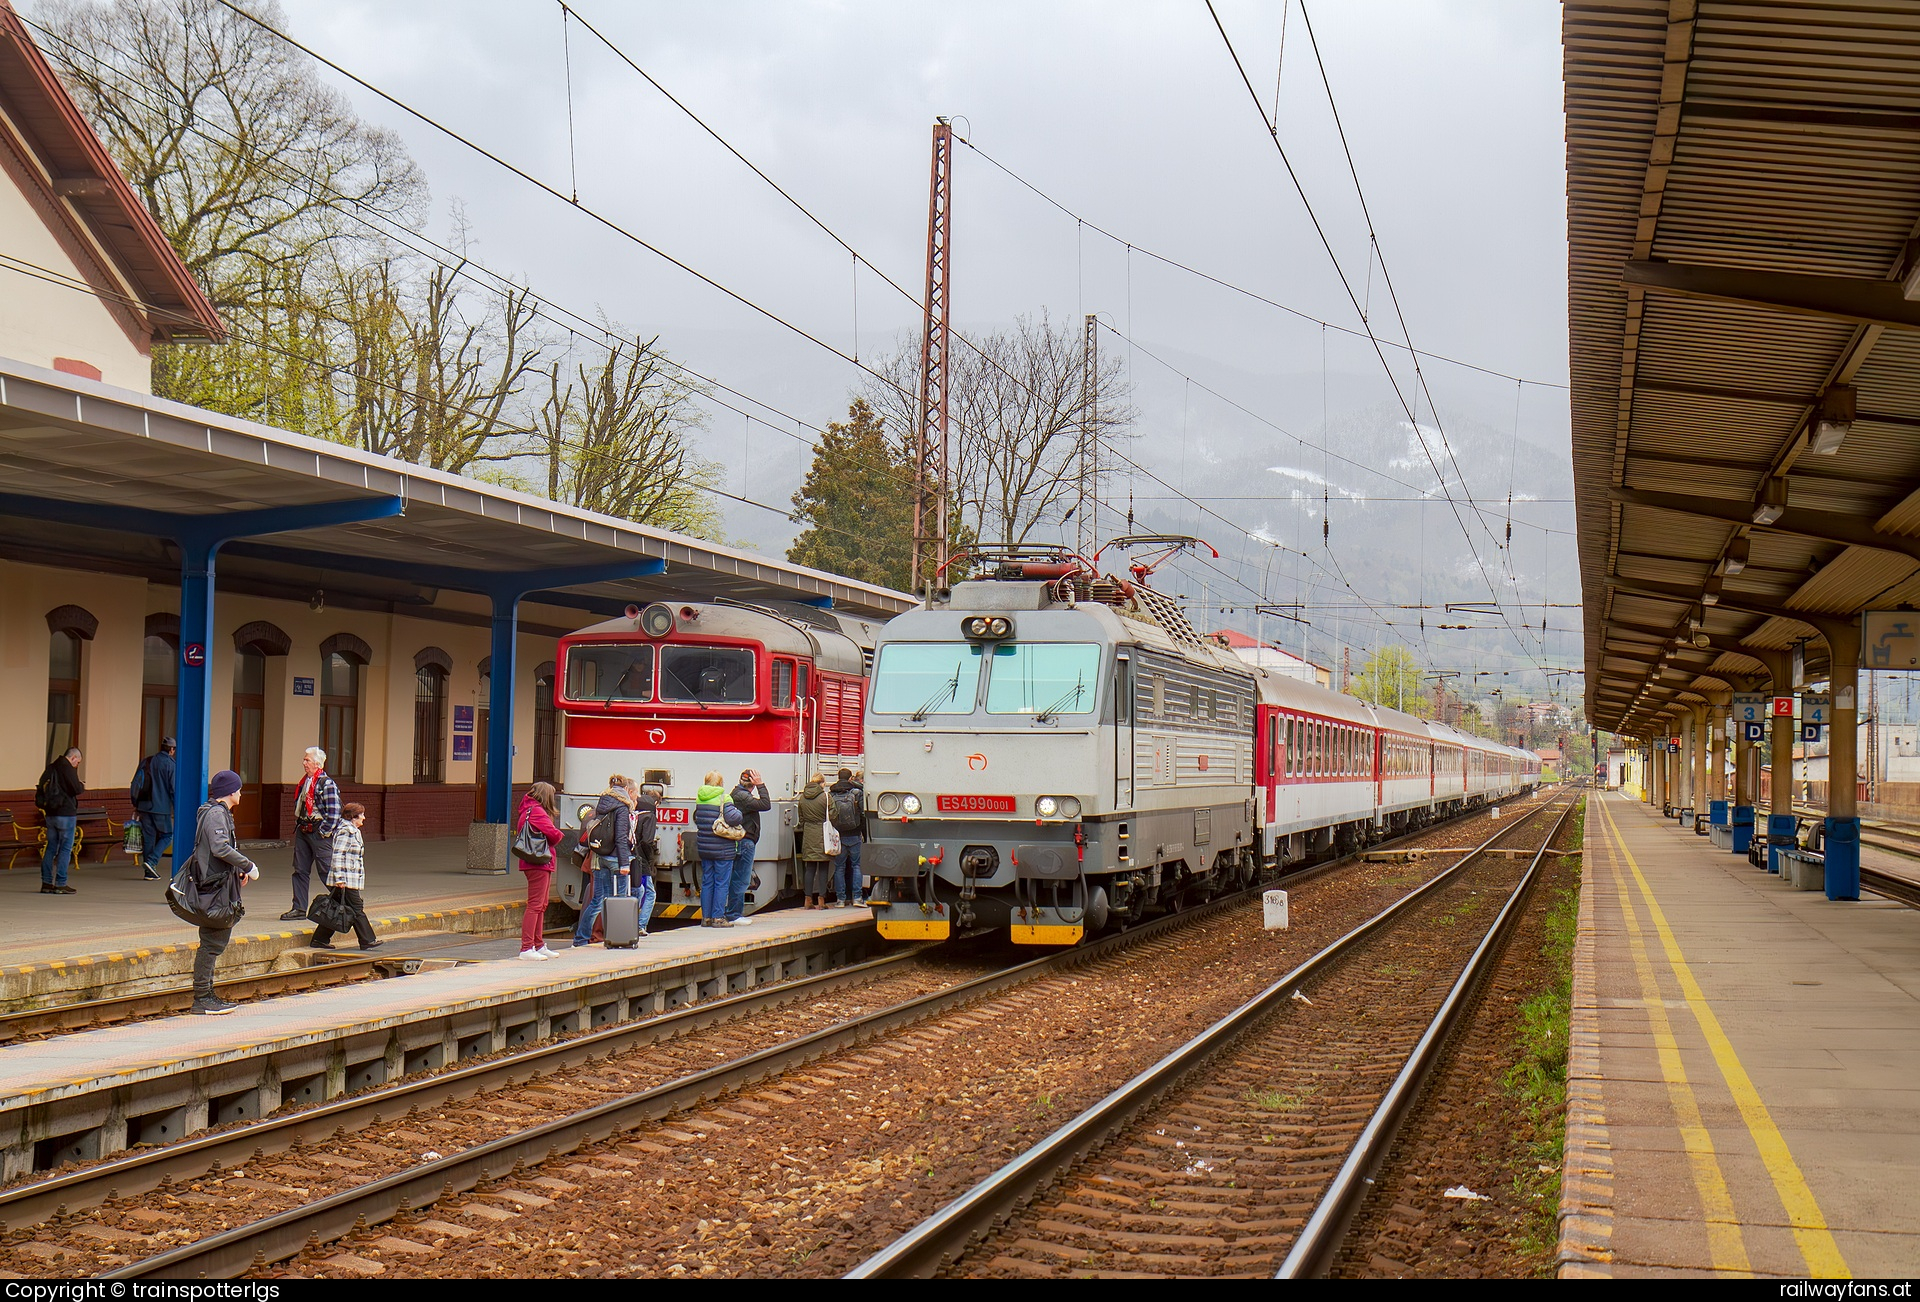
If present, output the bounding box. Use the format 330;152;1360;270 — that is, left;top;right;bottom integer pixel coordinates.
37;747;83;894
727;769;772;924
184;770;260;1015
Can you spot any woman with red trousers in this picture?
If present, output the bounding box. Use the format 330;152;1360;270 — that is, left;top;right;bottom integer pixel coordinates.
515;782;564;960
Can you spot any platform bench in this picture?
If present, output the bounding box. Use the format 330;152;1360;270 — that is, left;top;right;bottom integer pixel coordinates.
1779;847;1826;892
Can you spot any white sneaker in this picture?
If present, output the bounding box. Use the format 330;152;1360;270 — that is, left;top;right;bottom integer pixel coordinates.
730;916;753;925
535;945;556;957
517;949;550;961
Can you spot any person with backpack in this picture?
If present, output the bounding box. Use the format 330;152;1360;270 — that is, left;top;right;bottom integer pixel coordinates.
624;778;658;937
570;777;635;949
514;782;564;960
797;772;831;909
828;768;867;907
692;771;743;927
181;770;259;1015
726;769;772;925
131;737;176;882
35;747;84;895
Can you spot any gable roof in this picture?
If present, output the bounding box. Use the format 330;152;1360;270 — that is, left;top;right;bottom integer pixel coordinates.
0;1;223;342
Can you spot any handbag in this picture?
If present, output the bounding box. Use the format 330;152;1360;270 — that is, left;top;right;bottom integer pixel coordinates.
124;823;144;856
166;808;246;930
307;886;356;933
823;821;843;857
511;818;553;865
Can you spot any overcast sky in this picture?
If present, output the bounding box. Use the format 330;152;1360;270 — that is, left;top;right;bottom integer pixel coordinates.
261;0;1572;671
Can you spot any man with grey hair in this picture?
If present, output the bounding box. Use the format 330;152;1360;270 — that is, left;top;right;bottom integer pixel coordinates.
282;746;341;921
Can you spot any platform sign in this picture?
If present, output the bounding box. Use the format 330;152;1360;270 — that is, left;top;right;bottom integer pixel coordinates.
292;677;314;696
1732;693;1768;723
1802;692;1831;725
1866;611;1920;669
452;734;474;762
1743;722;1765;742
1772;696;1795;718
453;705;474;734
1667;737;1682;753
1802;723;1823;744
181;643;205;669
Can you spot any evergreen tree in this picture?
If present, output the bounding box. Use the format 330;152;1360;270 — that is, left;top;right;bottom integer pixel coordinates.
788;400;916;589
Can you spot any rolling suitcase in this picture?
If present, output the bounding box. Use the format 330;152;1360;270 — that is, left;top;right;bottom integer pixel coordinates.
600;875;641;949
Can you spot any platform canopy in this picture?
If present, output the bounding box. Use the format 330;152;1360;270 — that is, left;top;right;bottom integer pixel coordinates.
1567;2;1920;737
0;357;913;621
0;355;915;837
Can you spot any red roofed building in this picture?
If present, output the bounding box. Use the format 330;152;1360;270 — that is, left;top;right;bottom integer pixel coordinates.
1209;629;1333;688
0;0;223;390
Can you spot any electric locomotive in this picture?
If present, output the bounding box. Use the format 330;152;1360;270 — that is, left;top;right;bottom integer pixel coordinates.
865;548;1261;945
553;598;879;920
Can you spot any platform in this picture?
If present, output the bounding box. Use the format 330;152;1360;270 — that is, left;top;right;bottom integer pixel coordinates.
0;903;878;1177
1561;792;1920;1278
0;837;539;1008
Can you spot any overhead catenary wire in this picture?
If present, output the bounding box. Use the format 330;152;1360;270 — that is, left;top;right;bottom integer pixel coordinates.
1204;1;1551;681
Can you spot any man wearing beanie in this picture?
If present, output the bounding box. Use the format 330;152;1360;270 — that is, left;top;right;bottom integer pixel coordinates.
186;770;259;1015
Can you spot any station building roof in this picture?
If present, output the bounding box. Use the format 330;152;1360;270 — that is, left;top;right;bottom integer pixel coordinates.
1566;1;1920;736
0;355;917;620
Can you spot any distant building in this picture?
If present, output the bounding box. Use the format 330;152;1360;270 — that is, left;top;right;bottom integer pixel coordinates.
1208;630;1333;688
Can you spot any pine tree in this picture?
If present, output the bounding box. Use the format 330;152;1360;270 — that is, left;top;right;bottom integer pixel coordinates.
788;400;916;590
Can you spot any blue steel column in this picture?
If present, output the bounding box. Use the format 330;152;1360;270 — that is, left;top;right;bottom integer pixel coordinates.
1823;617;1862;901
486;586;519;827
171;531;219;854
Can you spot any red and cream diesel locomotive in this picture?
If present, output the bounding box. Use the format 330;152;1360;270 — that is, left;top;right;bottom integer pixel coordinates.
551;599;879;919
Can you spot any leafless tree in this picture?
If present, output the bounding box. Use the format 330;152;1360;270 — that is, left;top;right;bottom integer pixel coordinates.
864;312;1132;550
539;334;723;539
38;0;425;305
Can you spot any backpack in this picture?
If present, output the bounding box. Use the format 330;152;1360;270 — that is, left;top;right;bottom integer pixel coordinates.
829;788;865;834
130;757;152;807
583;805;621;857
33;765;58;813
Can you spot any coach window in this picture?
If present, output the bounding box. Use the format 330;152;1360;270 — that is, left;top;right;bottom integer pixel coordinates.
772;658;795;710
1114;658;1131;726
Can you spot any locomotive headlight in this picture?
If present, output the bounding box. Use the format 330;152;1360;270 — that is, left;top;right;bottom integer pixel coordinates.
987;616;1010;638
877;792;903;817
1058;796;1081;819
961;615;1015;640
900;794;922;816
1035;796;1059;818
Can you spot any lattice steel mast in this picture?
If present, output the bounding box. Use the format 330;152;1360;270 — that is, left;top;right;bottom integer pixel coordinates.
911;119;954;594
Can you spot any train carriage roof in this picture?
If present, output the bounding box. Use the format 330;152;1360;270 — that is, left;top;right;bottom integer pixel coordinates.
568;600;878;676
1251;667;1377;727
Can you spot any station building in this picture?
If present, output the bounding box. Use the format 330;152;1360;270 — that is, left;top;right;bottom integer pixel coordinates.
0;6;909;852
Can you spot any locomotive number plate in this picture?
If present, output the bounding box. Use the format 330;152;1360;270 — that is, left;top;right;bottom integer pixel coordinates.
937;794;1016;813
656;807;691;825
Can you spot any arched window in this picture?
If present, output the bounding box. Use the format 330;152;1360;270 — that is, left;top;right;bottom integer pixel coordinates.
45;606;96;763
534;661;558;785
319;633;371;782
141;613;179;759
414;647;452;784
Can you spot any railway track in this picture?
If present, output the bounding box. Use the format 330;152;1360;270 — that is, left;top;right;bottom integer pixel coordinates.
848;794;1578;1280
0;955;404;1043
0;793;1547;1279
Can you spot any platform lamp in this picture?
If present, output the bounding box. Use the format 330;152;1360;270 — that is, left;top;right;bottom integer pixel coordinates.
1751;476;1789;525
1720;534;1750;576
1806;386;1856;456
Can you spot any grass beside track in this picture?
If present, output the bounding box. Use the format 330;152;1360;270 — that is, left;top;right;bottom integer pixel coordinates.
1505;795;1585;1273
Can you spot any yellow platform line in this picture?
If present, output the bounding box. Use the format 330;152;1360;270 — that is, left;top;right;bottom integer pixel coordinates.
1600;795;1850;1279
1599;801;1750;1274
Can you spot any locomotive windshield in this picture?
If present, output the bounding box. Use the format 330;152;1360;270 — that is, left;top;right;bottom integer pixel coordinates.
870;643;985;715
565;644;655;702
660;646;756;704
985;643;1100;716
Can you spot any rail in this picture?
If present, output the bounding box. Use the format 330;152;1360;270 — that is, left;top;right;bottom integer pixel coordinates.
845;794;1577;1279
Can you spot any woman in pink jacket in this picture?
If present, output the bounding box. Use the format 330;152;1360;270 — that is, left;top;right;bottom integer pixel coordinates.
515;783;564;960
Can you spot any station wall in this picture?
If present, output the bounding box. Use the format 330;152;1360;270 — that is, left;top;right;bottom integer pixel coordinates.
0;556;569;842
